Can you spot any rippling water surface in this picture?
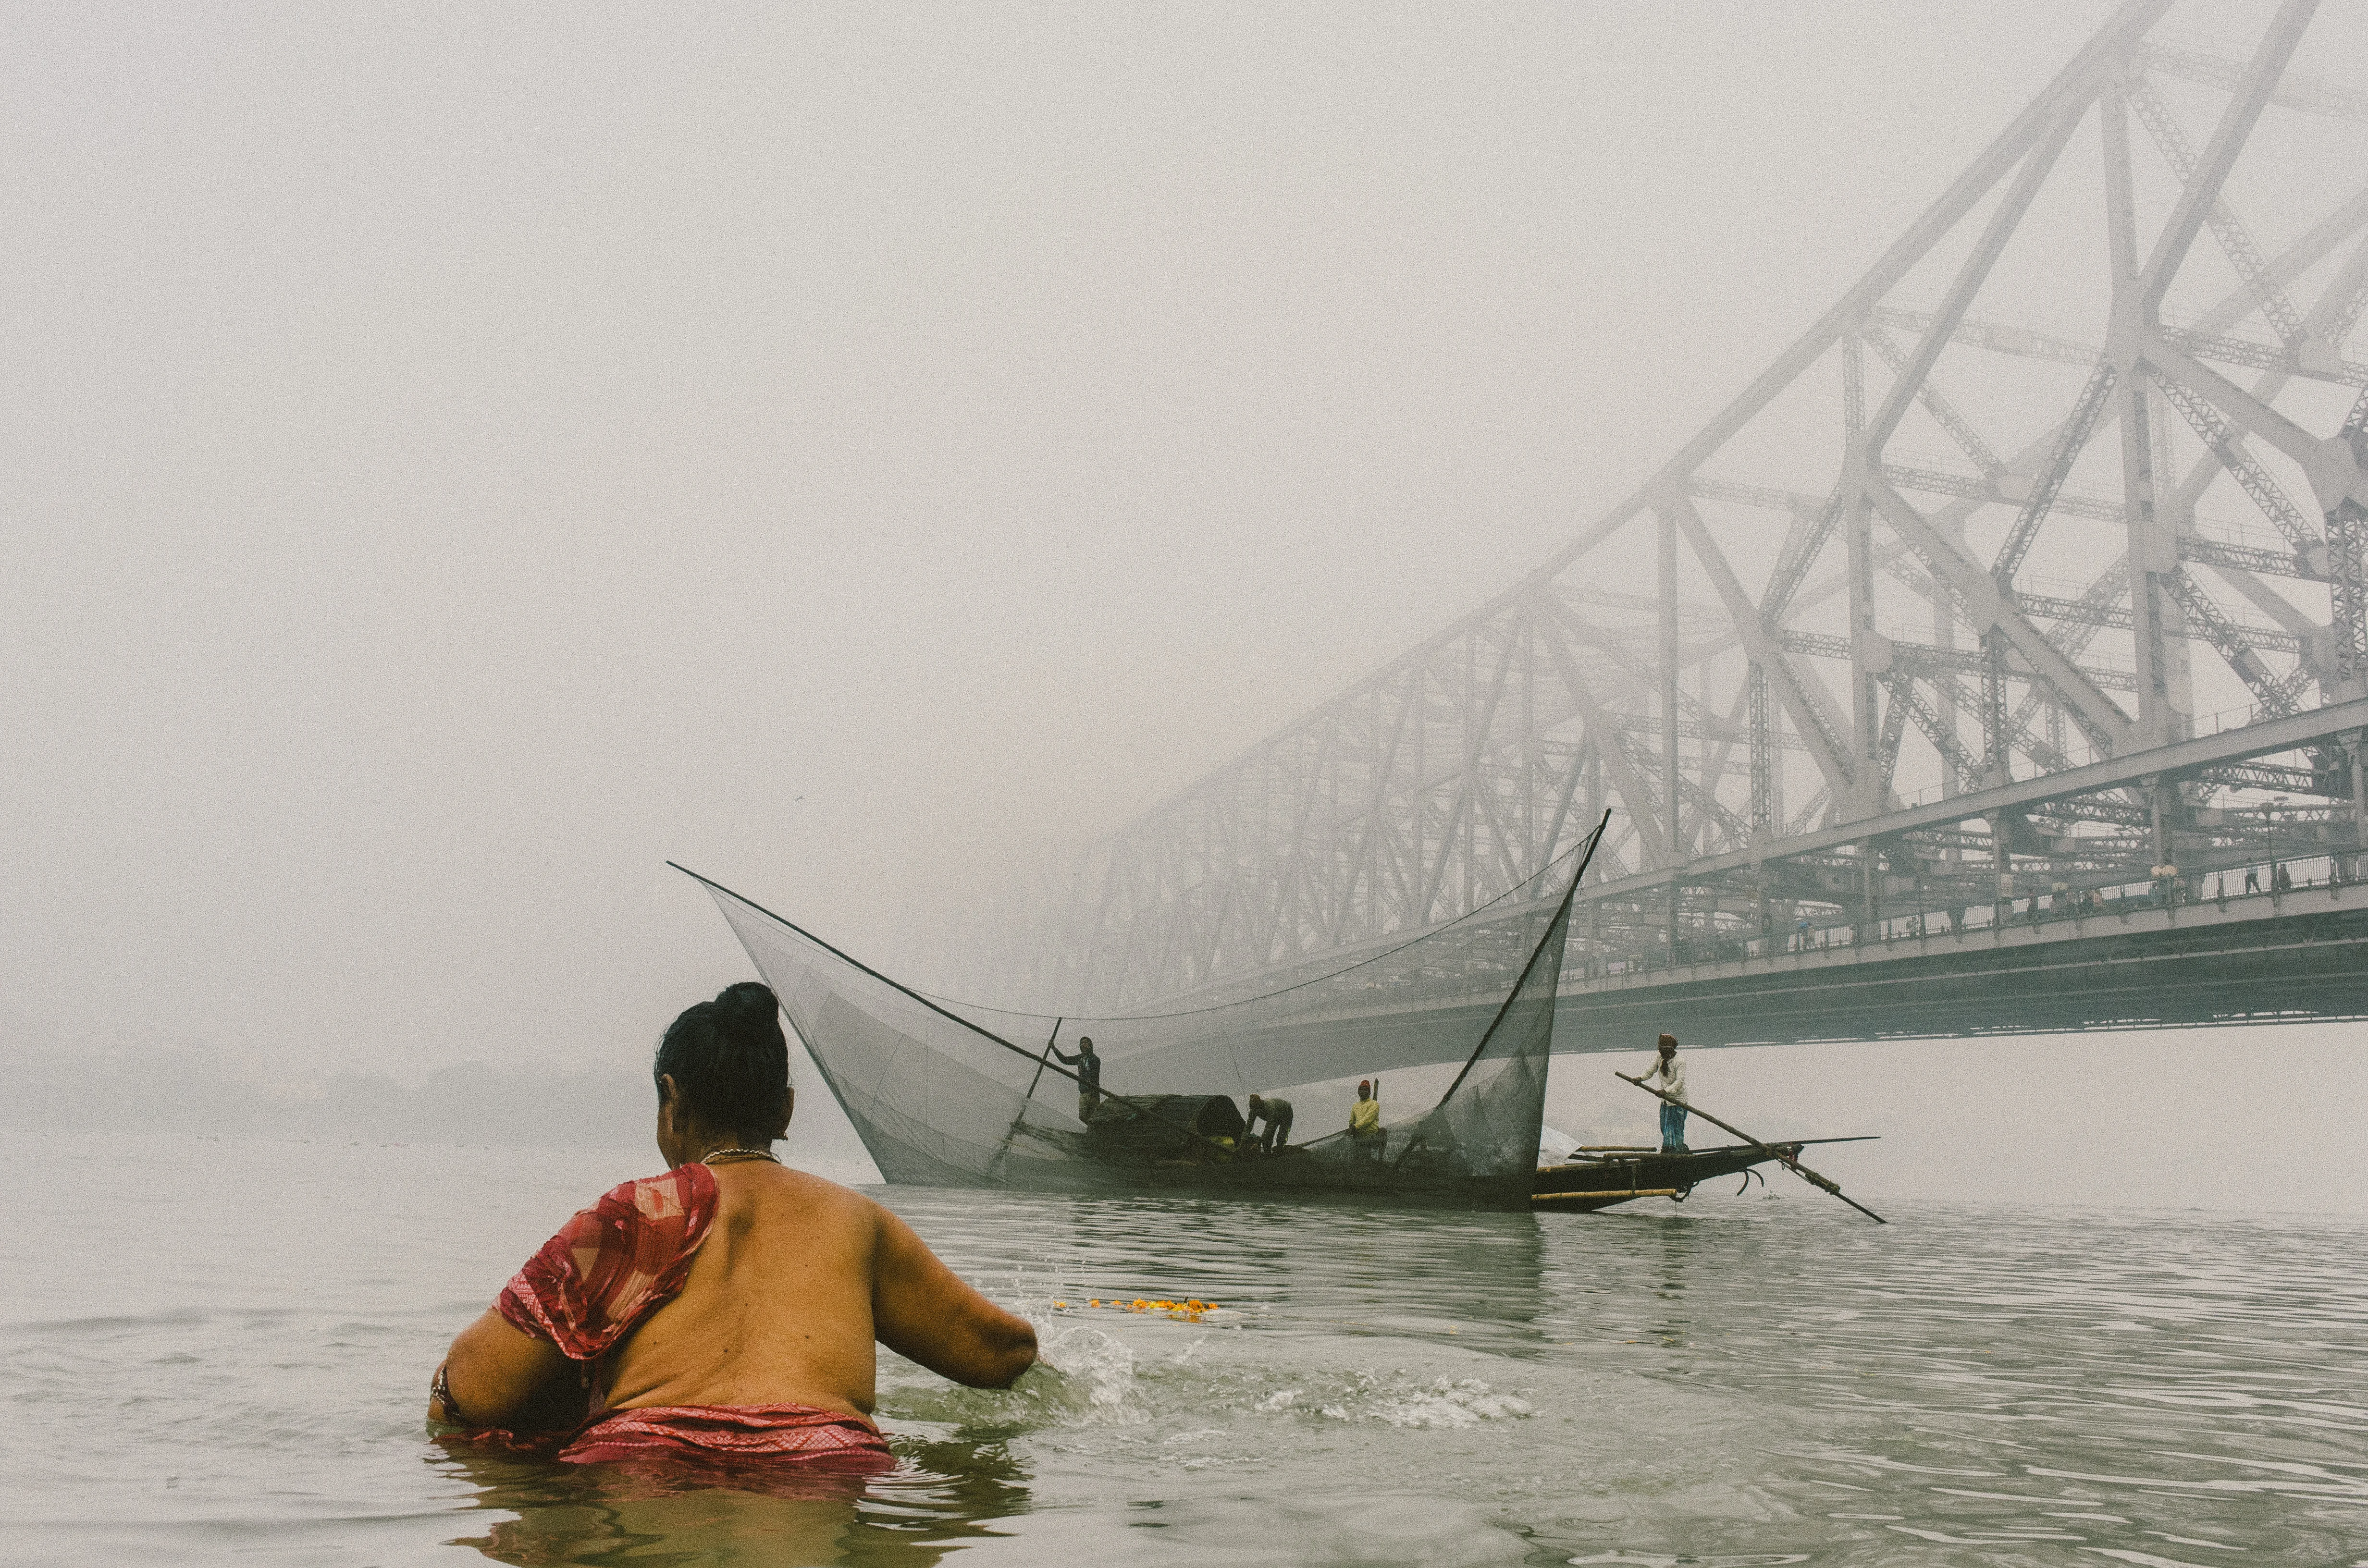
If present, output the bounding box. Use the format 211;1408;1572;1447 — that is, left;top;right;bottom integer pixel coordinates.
4;1132;2364;1566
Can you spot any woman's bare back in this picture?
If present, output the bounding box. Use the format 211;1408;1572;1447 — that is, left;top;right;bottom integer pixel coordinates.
599;1164;884;1419
596;1163;1034;1423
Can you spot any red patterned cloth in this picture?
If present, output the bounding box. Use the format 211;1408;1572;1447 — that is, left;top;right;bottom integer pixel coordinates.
557;1403;893;1472
496;1163;719;1363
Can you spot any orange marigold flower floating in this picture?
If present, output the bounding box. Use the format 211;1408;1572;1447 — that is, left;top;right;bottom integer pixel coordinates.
1075;1294;1223;1321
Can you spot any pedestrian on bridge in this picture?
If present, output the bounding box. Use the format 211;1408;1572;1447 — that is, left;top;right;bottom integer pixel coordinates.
1640;1033;1690;1153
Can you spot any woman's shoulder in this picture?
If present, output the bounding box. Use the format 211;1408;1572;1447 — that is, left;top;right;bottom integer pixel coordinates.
586;1163;719;1225
704;1160;874;1213
722;1165;893;1258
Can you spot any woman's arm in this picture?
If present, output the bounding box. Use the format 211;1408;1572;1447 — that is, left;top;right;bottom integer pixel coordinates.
870;1208;1038;1388
432;1308;582;1429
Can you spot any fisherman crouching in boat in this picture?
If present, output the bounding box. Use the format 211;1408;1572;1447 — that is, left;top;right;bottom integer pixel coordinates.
1052;1034;1102;1124
428;980;1037;1471
1244;1093;1293;1153
1641;1032;1690;1153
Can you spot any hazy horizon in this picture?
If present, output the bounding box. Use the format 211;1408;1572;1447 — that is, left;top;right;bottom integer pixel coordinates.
12;1005;2362;1216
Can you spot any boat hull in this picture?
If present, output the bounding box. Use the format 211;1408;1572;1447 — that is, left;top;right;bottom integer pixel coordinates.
1530;1141;1804;1211
859;1117;1538;1209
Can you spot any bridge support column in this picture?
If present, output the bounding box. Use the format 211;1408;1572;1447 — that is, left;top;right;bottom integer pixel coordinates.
2348;732;2368;870
1747;662;1772;836
1659;506;1680;861
2147;773;2181;906
1979;633;2010;788
1987;810;2011;924
2147;774;2169;870
1845;488;1883;821
1752;858;1771;952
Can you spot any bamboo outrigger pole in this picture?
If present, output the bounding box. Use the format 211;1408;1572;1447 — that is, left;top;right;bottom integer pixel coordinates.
989;1017;1065;1169
1616;1071;1886;1224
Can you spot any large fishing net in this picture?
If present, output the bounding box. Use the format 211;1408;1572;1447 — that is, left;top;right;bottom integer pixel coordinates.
692;815;1600;1201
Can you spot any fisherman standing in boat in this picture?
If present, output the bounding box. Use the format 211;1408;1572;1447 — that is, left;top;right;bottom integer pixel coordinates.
1640;1033;1689;1152
1052;1035;1102;1124
1348;1079;1383;1162
1244;1093;1293;1153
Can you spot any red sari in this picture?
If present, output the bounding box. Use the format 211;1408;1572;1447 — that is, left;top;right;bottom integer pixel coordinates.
462;1162;891;1472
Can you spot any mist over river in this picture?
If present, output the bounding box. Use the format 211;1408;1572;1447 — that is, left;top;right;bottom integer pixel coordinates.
4;1132;2363;1566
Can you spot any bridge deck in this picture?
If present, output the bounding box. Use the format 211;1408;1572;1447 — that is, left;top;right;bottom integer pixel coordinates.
1558;879;2368;1048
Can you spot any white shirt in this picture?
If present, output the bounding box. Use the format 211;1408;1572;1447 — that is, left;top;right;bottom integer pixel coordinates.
1643;1052;1686;1100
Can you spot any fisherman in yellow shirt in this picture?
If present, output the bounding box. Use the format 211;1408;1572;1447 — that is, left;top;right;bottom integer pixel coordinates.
1347;1078;1383;1163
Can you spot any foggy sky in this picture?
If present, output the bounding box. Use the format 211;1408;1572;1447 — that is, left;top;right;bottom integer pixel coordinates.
9;3;2356;1210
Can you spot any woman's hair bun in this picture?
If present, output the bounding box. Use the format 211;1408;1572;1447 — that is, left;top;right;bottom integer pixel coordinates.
713;980;782;1038
654;981;791;1140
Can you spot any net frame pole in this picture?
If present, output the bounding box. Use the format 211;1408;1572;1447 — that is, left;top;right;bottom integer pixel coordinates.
989;1017;1066;1170
1434;810;1607;1108
1020;1017;1065;1106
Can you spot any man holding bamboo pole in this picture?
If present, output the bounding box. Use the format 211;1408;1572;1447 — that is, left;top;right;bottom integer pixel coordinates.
1640;1033;1688;1153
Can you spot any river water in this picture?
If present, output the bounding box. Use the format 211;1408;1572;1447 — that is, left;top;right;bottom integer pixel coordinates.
4;1131;2364;1566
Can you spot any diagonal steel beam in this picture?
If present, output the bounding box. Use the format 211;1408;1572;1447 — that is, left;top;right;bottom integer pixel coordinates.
1416;626;1518;920
2127;74;2307;347
1517;0;2175;590
2146;334;2365;512
1868;476;2137;750
1864;101;2087;455
1864;325;2006;477
1994;357;2119;581
1536;605;1671;868
2164;567;2294;714
1665;495;1854;798
1887;671;1986;784
2136;0;2319;321
2152;370;2316;551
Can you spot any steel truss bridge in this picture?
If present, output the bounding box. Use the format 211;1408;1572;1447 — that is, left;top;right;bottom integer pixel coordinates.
957;0;2368;1051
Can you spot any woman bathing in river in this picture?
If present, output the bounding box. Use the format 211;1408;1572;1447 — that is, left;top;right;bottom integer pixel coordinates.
428;981;1036;1470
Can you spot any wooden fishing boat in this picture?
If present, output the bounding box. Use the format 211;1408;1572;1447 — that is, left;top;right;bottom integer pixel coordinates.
1531;1136;1875;1212
677;818;1611;1212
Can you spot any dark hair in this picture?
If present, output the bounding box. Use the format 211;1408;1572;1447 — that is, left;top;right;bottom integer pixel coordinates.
654;981;790;1137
